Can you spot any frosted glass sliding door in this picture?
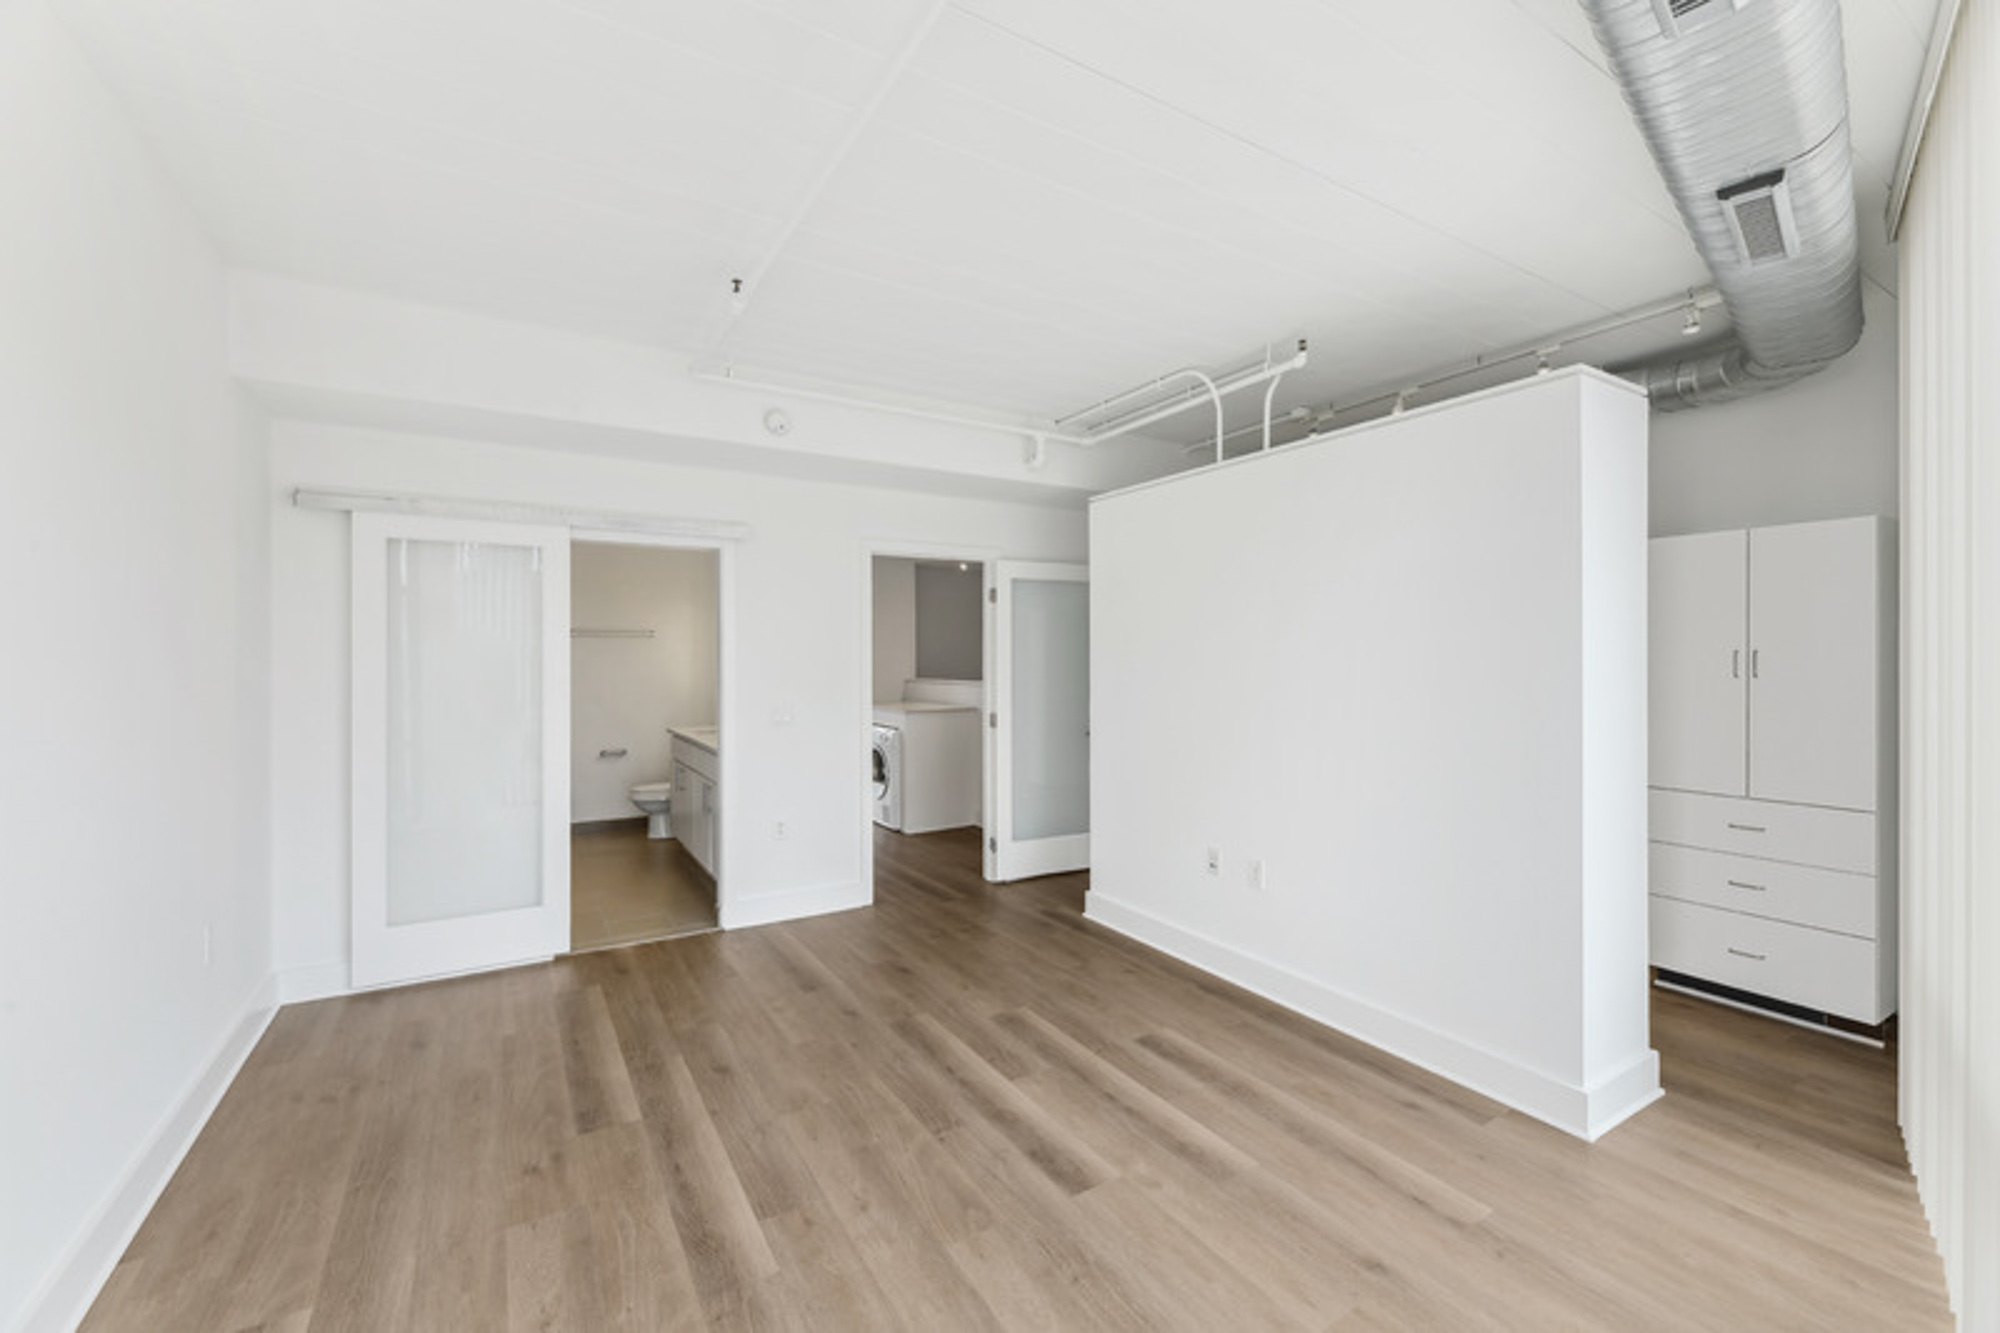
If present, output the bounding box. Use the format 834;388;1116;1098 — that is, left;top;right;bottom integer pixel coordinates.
351;513;570;988
986;561;1090;881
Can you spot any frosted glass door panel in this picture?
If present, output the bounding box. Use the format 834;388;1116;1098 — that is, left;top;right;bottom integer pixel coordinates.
351;513;570;989
986;561;1090;882
385;538;543;925
1010;579;1090;840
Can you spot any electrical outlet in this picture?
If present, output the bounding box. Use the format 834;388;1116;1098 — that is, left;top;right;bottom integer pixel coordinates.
1206;846;1221;875
1247;859;1266;892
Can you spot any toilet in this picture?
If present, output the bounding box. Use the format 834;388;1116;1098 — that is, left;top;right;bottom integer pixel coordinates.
629;782;673;839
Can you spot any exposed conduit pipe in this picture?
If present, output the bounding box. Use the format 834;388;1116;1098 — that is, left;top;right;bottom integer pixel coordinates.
1261;373;1284;453
1584;0;1865;410
1083;346;1309;450
691;341;1307;457
690;363;1096;447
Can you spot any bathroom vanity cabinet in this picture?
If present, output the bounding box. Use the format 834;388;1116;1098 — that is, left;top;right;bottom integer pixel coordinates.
670;727;720;881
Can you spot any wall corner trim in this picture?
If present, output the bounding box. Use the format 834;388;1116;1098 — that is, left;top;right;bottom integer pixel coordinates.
14;977;278;1333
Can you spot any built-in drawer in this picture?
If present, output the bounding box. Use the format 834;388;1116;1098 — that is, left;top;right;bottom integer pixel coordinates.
1650;896;1885;1022
1649;789;1875;874
1648;843;1877;938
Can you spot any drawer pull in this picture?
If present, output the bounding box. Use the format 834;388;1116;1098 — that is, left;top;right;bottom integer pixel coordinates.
1726;947;1768;962
1725;878;1767;892
1725;822;1767;833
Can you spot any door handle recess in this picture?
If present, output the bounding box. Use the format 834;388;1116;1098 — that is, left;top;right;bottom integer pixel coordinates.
1732;648;1741;679
1726;822;1766;833
1726;947;1768;962
1725;879;1767;892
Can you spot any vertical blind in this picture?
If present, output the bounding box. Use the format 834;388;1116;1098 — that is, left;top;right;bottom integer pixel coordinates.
1899;0;2000;1324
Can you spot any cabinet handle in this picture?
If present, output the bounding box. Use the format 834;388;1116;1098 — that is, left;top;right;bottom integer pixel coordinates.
599;747;628;759
1725;822;1766;833
1750;648;1760;679
1726;947;1768;962
1725;878;1767;892
1732;648;1741;679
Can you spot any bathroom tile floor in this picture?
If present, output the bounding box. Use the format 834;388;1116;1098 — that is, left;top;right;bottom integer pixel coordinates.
569;819;717;951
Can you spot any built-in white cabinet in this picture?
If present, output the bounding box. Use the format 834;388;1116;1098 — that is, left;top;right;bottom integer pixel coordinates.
1647;517;1896;1024
670;729;719;880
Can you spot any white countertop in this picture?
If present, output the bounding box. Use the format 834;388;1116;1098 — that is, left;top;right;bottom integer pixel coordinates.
669;725;719;754
874;701;978;718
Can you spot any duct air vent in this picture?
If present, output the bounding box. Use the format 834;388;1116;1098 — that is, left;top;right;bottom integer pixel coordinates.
1651;0;1745;39
1718;169;1800;264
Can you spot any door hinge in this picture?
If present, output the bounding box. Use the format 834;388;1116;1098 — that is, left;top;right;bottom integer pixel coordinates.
988;836;997;852
988;588;997;603
988;712;997;728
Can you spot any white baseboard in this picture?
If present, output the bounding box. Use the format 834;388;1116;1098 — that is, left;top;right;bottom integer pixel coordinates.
720;879;868;931
277;959;350;1005
15;974;278;1333
1083;893;1661;1143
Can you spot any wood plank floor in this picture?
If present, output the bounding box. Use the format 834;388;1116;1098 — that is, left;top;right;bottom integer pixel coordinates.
83;827;1952;1331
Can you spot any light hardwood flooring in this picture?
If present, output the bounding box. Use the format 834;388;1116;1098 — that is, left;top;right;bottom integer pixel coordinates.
83;826;1951;1330
570;820;717;951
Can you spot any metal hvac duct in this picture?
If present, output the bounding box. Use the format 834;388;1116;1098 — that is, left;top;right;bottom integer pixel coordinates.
1583;0;1863;410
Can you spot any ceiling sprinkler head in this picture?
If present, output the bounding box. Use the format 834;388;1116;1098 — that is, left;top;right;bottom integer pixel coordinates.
1681;302;1702;336
728;277;748;315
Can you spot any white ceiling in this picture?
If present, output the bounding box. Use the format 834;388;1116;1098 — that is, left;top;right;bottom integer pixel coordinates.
52;0;1939;449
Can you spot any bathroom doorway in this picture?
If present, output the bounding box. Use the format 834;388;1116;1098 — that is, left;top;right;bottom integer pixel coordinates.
569;539;722;950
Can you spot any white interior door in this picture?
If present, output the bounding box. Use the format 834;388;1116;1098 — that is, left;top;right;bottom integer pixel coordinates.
985;561;1089;882
351;513;570;988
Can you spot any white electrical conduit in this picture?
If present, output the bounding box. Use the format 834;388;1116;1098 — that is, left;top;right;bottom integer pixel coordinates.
691;341;1309;455
1261;370;1287;453
1286;287;1724;435
689;364;1094;447
1073;345;1309;441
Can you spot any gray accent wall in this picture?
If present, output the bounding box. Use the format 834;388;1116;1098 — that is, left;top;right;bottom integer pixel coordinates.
915;563;982;680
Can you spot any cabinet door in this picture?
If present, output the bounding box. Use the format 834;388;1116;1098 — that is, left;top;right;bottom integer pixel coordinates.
698;774;718;876
1748;519;1880;811
1649;530;1748;794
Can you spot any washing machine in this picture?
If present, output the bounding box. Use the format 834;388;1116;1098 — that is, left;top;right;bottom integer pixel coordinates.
871;723;903;829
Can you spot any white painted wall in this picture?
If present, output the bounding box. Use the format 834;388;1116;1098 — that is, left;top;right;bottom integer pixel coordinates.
0;5;272;1329
571;544;718;823
1649;281;1899;537
915;563;983;680
871;558;917;703
1087;369;1659;1140
270;422;1085;987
